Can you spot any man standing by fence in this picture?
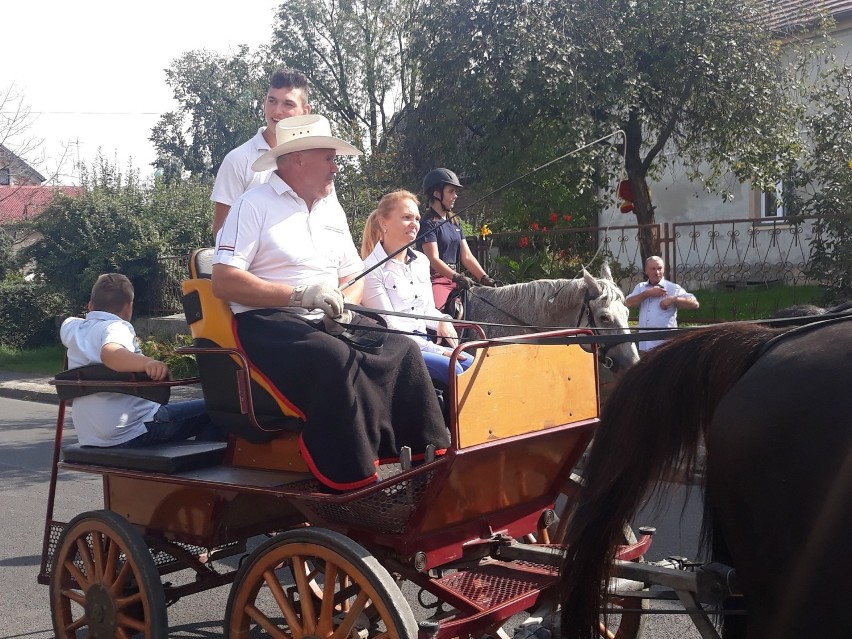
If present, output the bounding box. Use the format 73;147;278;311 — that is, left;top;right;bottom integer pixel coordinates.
626;256;699;352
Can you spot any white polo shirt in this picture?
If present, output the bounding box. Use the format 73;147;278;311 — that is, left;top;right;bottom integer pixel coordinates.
214;172;364;316
60;312;159;446
210;129;272;207
626;278;697;351
362;244;450;355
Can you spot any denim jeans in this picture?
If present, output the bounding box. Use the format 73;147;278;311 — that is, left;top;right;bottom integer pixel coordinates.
116;399;224;447
422;351;474;384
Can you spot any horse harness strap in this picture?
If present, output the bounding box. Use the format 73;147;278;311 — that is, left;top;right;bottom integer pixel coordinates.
756;313;852;360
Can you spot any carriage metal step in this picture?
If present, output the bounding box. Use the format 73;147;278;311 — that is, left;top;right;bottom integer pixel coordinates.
430;559;557;612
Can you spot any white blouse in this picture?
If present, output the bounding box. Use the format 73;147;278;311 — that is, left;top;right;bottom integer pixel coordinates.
362;243;451;355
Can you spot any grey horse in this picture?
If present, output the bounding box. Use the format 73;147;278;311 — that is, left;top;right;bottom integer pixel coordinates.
466;263;639;374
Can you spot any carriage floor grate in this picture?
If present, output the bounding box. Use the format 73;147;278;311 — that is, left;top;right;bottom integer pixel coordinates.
434;561;557;610
284;470;434;534
40;520;240;581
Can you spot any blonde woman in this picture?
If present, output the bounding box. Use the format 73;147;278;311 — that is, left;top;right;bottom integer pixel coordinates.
361;190;472;382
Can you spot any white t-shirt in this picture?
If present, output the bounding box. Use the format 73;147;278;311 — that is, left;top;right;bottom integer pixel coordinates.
362;244;450;355
213;172;364;316
626;278;696;351
210;129;273;208
60;312;159;446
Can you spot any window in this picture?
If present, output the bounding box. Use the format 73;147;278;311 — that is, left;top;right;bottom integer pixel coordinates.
758;172;798;220
0;167;9;185
760;180;786;218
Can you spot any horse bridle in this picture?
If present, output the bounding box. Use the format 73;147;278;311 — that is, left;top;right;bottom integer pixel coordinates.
574;288;616;370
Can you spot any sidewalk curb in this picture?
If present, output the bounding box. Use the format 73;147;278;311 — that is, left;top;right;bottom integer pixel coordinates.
0;385;59;405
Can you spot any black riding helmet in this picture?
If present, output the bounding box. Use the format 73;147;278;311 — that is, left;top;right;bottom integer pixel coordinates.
422;168;462;198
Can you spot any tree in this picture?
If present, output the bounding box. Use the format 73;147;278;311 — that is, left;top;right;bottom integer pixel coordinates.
0;84;75;186
796;61;852;303
150;46;273;178
270;0;419;157
412;0;816;260
1;84;41;160
20;156;213;314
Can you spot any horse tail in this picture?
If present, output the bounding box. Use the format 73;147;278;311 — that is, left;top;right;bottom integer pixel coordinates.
559;323;781;638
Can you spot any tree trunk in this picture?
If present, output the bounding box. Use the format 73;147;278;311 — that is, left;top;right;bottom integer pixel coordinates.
629;173;659;263
623;112;660;263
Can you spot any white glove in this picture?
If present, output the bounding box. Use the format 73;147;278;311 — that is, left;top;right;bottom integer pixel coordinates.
322;310;353;336
289;283;345;318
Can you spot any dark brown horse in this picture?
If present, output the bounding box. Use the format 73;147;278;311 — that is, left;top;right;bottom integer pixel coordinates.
558;318;852;639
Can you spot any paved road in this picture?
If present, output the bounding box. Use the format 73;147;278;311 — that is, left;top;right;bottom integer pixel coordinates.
0;396;704;638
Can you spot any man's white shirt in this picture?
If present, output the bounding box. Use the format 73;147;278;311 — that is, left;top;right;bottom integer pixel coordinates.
626;278;696;351
210;129;273;208
214;172;363;316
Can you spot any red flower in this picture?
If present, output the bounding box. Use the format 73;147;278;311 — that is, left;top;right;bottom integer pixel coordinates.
559;250;568;259
530;222;540;231
549;212;558;223
519;236;530;248
563;214;572;222
541;226;548;232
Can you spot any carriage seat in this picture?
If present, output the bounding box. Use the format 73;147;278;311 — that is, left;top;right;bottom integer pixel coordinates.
53;363;226;474
61;440;227;474
180;248;309;472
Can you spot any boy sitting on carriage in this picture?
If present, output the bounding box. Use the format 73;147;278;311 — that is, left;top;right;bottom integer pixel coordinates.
60;273;224;447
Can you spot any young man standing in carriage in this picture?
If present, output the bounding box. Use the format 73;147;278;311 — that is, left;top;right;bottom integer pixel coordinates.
210;68;312;238
211;115;449;492
625;256;699;351
416;168;496;317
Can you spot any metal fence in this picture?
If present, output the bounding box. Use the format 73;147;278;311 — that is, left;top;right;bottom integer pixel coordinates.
469;214;847;320
149;254;189;316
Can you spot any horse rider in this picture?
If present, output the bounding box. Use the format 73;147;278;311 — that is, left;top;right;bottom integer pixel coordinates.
416;168;496;317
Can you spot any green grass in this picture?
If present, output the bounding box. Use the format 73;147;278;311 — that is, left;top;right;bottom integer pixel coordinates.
678;284;824;323
0;343;66;375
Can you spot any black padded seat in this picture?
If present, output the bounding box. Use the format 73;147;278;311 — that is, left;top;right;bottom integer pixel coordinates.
62;441;227;474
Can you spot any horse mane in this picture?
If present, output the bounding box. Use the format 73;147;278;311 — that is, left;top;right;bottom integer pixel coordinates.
471;276;624;328
559;322;786;639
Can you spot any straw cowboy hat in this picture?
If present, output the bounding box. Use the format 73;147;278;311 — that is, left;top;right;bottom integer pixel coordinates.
252;115;362;171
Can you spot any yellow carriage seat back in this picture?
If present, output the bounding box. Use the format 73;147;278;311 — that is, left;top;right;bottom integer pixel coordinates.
181;249;307;472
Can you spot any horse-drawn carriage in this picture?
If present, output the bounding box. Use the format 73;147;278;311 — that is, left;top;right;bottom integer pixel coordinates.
41;249;835;639
36;250;654;639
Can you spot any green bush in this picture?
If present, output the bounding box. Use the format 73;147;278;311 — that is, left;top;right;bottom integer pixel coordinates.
0;278;67;349
18;157;213;316
139;334;199;379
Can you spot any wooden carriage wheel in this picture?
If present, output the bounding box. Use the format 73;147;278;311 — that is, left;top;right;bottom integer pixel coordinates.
225;528;417;639
49;510;167;639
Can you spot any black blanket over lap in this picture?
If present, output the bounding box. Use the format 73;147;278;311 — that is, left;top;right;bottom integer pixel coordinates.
235;309;449;490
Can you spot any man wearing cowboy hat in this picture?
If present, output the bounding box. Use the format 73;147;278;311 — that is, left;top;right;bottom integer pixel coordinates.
212;115;449;492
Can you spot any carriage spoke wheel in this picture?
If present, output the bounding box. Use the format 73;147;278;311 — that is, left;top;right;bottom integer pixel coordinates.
49;510;167;639
225;528;417;639
596;593;644;639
